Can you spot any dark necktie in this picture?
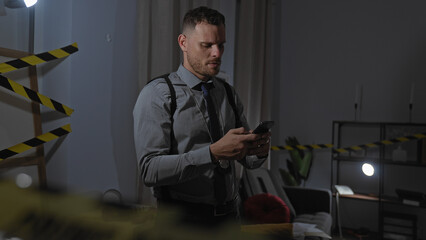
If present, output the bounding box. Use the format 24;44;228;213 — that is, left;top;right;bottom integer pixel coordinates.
201;82;221;142
201;82;227;204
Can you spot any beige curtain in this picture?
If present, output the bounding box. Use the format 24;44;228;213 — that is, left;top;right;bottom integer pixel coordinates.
137;0;220;89
234;0;275;169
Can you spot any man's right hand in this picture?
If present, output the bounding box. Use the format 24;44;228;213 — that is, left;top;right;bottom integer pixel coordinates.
209;127;260;162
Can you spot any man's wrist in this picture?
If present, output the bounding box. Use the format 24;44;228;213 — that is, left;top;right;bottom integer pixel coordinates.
209;145;219;164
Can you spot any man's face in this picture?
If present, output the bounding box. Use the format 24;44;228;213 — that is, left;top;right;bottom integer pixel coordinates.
180;22;226;80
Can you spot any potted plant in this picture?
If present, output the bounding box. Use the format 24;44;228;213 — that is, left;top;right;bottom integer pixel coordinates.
279;136;313;186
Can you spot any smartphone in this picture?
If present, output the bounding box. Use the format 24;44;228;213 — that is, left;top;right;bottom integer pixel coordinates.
252;121;274;134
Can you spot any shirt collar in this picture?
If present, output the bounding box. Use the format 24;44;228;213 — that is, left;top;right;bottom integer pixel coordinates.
177;64;215;90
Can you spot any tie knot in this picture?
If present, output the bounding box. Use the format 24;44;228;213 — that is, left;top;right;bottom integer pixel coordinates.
201;82;214;94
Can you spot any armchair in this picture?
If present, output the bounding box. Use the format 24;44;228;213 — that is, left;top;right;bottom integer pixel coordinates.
240;168;332;235
283;186;332;234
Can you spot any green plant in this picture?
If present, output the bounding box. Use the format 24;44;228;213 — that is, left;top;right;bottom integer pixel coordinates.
279;136;313;186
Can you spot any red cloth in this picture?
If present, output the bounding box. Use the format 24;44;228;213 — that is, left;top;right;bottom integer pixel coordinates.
244;193;290;224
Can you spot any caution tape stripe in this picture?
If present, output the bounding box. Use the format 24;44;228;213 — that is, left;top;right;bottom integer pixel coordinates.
271;144;334;151
271;132;426;153
0;43;78;74
414;133;426;138
0;124;72;161
0;75;73;116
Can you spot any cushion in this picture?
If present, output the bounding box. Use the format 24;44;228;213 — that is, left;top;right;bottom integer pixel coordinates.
243;168;297;218
243;193;291;224
294;212;332;235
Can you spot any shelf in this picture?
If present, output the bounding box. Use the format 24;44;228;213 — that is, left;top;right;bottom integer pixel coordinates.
335;193;426;209
333;156;379;163
336;193;380;202
381;160;426;168
333;156;426;168
382;195;426;209
332;121;426;239
333;121;426;127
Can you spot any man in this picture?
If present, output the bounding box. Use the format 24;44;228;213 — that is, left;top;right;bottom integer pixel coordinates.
133;6;271;228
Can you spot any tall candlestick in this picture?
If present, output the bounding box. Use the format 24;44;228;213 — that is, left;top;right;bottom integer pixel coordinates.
354;84;362;121
410;82;415;104
355;84;360;106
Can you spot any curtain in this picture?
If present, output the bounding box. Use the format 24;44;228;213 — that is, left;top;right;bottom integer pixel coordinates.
137;0;220;89
234;0;276;169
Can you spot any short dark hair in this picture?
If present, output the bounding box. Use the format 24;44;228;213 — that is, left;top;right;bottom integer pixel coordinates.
182;6;225;32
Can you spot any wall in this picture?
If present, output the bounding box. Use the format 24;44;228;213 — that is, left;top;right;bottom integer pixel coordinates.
33;0;140;202
35;0;73;190
0;6;36;179
270;0;426;236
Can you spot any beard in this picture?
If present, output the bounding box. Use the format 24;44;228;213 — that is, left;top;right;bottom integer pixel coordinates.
187;53;221;78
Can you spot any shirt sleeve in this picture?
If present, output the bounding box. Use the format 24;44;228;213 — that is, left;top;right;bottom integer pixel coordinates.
133;81;214;187
229;84;267;169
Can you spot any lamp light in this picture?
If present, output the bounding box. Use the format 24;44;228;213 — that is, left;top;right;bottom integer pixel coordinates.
5;0;37;8
362;163;374;176
23;0;36;7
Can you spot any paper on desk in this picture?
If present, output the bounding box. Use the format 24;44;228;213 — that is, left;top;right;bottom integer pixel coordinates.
293;222;331;239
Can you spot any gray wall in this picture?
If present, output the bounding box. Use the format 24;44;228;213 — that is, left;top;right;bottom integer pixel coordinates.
270;0;426;235
32;0;140;201
272;0;426;184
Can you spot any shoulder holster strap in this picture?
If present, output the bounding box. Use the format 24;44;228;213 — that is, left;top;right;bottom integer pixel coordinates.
147;74;176;200
147;74;241;200
148;74;241;129
147;74;176;153
216;78;242;128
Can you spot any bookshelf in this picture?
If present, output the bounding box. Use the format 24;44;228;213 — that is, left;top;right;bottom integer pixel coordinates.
331;121;426;239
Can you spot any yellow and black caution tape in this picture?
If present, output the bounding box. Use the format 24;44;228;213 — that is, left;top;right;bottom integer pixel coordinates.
0;75;73;116
0;42;78;74
332;132;426;153
271;132;426;154
0;43;78;161
0;43;78;115
271;144;334;152
0;124;71;161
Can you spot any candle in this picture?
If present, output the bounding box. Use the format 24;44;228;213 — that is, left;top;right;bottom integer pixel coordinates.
355;84;362;106
410;83;415;104
355;84;359;105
